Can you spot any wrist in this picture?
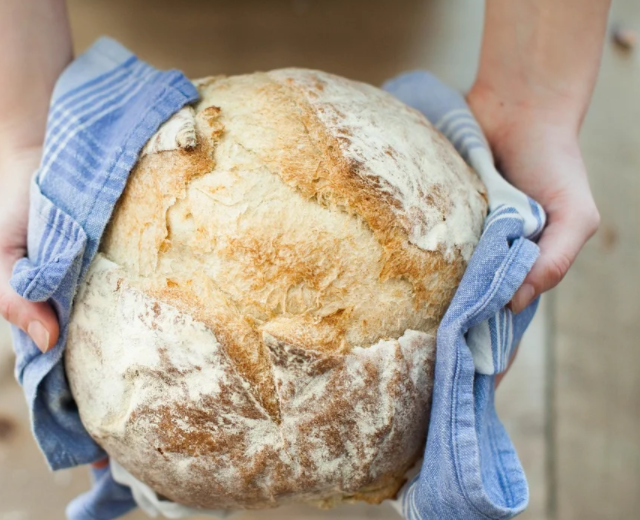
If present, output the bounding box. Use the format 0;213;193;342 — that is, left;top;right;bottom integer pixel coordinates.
467;82;581;147
0;136;43;169
0;115;47;156
468;80;583;134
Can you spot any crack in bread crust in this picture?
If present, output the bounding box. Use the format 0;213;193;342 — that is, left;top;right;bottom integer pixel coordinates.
67;260;436;509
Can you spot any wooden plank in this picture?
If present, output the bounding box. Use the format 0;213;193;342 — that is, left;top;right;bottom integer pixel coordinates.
553;1;640;518
66;0;433;86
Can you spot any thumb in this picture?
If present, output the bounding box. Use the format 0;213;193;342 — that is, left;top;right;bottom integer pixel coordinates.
0;251;59;353
511;202;600;313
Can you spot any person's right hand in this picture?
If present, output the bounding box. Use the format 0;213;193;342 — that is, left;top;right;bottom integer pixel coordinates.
0;146;59;353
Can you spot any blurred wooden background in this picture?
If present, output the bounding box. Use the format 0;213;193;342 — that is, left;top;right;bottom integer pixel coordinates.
0;0;638;519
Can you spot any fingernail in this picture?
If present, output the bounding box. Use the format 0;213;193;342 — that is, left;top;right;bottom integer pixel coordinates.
28;321;50;353
91;458;110;469
511;284;535;314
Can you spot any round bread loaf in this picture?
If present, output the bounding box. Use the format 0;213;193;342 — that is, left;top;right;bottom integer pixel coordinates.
65;69;487;510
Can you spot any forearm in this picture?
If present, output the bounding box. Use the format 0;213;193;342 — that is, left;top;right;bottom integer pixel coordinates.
0;0;72;153
474;0;611;131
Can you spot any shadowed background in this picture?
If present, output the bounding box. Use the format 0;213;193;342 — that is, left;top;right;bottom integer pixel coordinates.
0;1;638;519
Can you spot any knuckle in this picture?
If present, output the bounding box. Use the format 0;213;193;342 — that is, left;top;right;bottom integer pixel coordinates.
576;203;601;237
587;208;601;236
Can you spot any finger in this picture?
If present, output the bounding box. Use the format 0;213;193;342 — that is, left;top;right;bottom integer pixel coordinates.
0;254;60;352
0;292;59;353
511;201;599;314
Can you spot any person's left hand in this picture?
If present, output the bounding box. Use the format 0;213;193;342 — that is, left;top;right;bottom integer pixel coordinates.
466;85;600;315
467;84;600;388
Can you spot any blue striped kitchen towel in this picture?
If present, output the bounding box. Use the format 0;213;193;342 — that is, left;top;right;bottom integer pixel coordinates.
9;38;545;520
383;72;545;519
